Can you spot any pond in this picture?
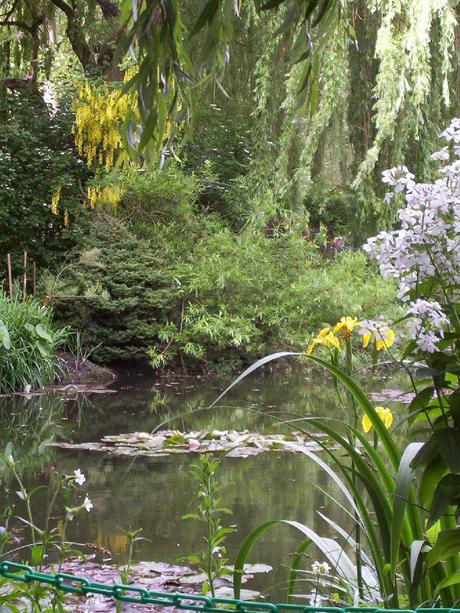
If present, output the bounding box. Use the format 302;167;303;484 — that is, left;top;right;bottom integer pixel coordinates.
0;365;409;601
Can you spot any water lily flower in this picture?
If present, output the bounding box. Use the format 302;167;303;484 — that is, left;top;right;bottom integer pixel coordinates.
306;327;340;355
333;316;359;338
359;320;395;351
82;496;93;513
73;469;86;486
362;406;393;433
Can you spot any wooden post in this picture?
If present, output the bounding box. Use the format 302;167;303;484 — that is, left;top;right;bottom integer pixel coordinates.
33;260;37;296
23;251;27;301
6;253;13;300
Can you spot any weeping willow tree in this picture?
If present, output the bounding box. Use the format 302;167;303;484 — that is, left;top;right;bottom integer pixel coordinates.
220;0;460;217
3;0;458;221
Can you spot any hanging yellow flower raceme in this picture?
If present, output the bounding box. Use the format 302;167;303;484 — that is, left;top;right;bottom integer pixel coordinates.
51;186;61;215
362;406;393;433
360;321;396;351
87;185;122;209
333;316;360;338
306;326;340;355
73;71;136;169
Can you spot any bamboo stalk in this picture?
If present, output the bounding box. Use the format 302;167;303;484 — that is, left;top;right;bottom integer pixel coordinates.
6;253;13;300
23;251;27;301
33;260;37;296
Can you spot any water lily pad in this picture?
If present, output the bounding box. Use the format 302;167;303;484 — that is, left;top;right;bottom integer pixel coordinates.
212;587;260;600
225;564;272;574
51;430;324;459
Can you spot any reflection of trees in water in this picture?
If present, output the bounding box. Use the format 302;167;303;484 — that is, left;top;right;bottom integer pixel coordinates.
0;394;70;479
54;448;352;599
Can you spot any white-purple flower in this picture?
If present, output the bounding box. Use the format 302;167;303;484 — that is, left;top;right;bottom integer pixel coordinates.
364;119;459;353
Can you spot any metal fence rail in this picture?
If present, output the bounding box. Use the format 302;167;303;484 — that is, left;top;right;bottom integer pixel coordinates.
1;561;459;612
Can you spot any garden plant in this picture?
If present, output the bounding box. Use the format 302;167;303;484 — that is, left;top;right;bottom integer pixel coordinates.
214;120;460;608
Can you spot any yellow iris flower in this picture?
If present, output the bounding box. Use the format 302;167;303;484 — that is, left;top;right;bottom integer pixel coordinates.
361;324;395;351
306;326;340;355
362;406;393;433
333;316;359;337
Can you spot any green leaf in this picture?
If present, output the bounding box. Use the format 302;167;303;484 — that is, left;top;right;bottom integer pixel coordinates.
0;320;11;350
409;539;427;607
434;569;460;595
391;442;424;575
34;324;53;343
436;429;460;473
210;352;302;408
190;0;220;36
408;386;434;414
419;458;449;510
427;474;460;528
233;519;357;599
31;545;44;566
36;340;51;357
286;538;312;603
426;528;460;567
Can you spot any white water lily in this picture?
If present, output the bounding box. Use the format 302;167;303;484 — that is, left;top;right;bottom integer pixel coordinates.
73;469;86;486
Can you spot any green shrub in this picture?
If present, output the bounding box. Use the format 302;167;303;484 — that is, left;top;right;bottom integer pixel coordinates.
0;293;67;393
48;168;399;371
150;228;399;369
48;214;181;364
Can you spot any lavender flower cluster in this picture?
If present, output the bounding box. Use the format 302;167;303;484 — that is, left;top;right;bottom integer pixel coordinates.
363;119;460;352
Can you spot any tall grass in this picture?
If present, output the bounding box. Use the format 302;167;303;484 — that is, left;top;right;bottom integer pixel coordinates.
0;292;67;393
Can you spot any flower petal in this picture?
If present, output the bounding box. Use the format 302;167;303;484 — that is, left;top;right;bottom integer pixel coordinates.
362;414;372;433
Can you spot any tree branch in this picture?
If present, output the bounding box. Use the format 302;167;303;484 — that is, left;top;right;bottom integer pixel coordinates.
96;0;119;19
0;19;33;32
50;0;75;20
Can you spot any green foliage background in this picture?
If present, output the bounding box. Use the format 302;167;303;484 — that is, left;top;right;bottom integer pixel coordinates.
46;168;398;369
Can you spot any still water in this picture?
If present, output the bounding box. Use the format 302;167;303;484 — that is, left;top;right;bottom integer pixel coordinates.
0;366;408;599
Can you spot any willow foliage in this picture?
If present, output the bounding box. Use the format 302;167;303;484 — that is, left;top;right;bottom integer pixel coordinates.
239;0;458;211
354;0;457;186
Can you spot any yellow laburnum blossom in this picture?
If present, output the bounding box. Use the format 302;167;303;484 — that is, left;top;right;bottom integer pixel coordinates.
333;316;359;338
361;323;396;351
87;185;122;209
73;69;136;169
51;186;61;215
306;326;340;355
362;406;393;433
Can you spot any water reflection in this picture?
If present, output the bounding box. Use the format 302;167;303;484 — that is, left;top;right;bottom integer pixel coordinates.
0;366;409;599
0;394;68;478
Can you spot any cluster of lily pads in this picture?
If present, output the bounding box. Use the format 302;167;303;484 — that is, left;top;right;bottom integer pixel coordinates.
54;429;325;459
